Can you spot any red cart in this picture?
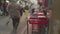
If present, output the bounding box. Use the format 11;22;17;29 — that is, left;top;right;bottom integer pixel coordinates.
27;12;49;34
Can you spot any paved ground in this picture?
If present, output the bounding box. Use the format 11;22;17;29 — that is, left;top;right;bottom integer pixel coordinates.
0;11;30;34
0;16;13;34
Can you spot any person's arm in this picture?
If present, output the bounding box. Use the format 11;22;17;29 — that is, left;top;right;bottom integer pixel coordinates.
17;4;23;17
22;8;25;12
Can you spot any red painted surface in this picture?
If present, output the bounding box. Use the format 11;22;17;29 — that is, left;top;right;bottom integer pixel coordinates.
28;12;49;33
28;12;48;24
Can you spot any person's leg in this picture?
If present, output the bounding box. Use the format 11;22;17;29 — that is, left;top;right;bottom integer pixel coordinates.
12;17;20;33
15;18;20;30
11;18;16;34
13;18;20;30
12;18;16;32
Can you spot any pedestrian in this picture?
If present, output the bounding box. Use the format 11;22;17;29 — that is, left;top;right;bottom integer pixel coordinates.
7;0;22;34
5;0;10;16
3;0;6;16
0;0;2;9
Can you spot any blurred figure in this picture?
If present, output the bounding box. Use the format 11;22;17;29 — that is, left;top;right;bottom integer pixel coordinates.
0;0;2;9
0;0;4;16
7;0;22;34
3;0;9;16
5;0;10;10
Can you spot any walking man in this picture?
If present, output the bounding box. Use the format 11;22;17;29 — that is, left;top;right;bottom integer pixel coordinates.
7;0;22;34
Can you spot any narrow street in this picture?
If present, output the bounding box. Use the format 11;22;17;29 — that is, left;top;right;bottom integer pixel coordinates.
0;16;13;34
0;11;30;34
